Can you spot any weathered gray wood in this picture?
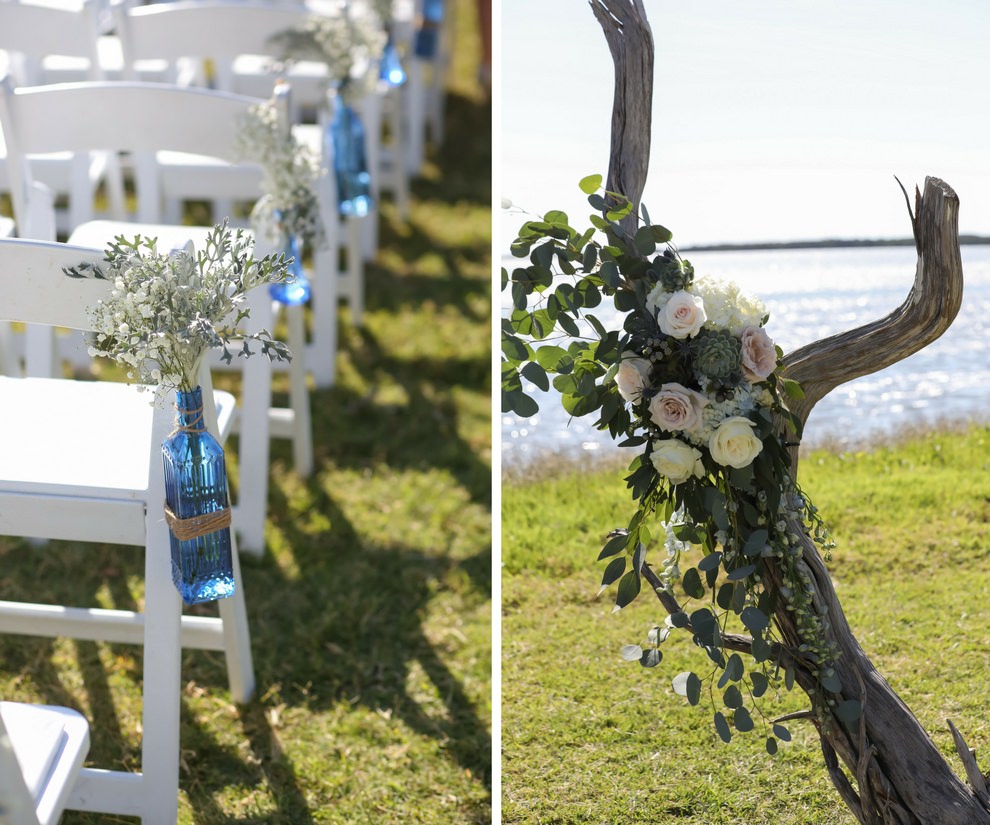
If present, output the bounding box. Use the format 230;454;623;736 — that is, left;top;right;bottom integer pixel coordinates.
781;178;963;432
591;2;990;820
589;0;653;236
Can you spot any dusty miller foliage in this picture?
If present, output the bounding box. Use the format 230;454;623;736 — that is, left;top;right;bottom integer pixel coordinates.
65;222;292;402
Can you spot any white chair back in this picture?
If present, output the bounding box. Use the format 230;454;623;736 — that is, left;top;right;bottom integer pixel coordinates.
0;234;255;823
0;76;315;554
113;0;327;97
0;1;123;236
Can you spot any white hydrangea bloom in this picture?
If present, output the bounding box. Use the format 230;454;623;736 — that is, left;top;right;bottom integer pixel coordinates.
692;275;767;335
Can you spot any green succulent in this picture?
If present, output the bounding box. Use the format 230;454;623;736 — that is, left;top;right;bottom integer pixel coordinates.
690;329;741;379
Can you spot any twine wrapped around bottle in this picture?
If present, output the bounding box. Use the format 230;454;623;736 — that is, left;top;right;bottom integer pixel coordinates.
163;397;232;542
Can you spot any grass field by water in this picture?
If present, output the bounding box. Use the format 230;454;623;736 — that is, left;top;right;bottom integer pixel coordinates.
0;2;492;822
502;425;990;824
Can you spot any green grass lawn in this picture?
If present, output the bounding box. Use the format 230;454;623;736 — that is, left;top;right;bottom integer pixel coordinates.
0;2;491;822
502;426;990;824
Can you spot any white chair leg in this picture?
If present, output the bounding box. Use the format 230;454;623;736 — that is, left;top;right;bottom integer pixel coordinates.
346;218;365;325
388;87;412;221
219;529;255;703
229;286;273;557
285;303;313;477
310;241;339;389
139;497;182;825
361;92;383;261
405;60;428;176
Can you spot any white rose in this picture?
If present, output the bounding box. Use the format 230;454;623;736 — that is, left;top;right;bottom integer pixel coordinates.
650;439;705;485
657;290;706;339
614;354;652;403
649;383;709;432
709;416;763;469
739;326;777;383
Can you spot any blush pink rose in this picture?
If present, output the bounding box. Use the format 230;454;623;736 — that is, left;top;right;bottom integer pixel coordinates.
657;291;706;339
614;354;652;403
739;325;777;382
648;382;709;432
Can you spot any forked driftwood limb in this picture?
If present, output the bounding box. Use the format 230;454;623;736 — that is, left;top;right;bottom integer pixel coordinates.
589;0;653;235
781;177;964;437
589;2;988;819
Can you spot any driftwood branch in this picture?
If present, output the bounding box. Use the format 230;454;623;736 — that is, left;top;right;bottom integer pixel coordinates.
591;3;987;822
589;0;653;235
781;177;963;436
949;720;990;807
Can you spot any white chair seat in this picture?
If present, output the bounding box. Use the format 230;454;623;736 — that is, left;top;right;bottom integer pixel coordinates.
0;701;90;825
1;375;235;495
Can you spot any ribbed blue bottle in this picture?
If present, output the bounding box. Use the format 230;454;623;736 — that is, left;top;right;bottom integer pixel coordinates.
414;0;444;58
162;386;235;605
269;226;311;305
327;90;373;218
380;29;406;86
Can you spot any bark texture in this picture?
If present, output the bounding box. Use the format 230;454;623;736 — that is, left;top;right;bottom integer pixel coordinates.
590;5;988;822
589;0;653;236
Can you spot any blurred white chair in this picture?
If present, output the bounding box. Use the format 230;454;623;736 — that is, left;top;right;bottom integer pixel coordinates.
403;0;451;174
112;0;373;342
0;76;315;554
0;701;90;825
0;0;126;234
0;235;255;824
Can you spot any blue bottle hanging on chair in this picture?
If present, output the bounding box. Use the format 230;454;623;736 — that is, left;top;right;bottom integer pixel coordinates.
327;85;373;218
269;213;311;306
380;28;406;86
414;0;444;59
162;385;235;605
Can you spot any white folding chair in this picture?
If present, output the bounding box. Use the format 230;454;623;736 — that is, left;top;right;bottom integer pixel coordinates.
0;76;316;554
0;701;90;825
112;0;373;341
0;0;126;234
403;0;452;175
0;235;255;823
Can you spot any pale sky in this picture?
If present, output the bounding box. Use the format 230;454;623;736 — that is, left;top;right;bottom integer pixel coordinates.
500;0;990;248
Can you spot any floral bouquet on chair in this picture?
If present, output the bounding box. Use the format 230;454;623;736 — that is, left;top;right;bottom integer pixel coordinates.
502;178;846;751
65;222;291;604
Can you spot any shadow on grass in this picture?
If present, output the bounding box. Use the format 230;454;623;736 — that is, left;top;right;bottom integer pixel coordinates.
0;45;491;825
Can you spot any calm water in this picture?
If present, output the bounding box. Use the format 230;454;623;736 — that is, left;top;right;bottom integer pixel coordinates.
502;245;990;466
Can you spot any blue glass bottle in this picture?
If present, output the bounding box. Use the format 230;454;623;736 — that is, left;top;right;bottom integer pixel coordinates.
269;227;311;305
380;29;407;86
414;0;444;58
327;90;373;218
162;386;235;605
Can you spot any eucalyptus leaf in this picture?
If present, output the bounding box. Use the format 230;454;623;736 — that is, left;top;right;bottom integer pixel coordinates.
614;569;641;609
501;334;528;362
714;712;732;743
751;671;769;698
821;670;843;694
836;700;862;723
723;685;743;709
520;361;549;392
734;707;755;732
620;644;643;662
640;648;662;668
740;606;770;634
772;723;792;742
727;564;757;582
682;568;705;600
579;173;603;194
